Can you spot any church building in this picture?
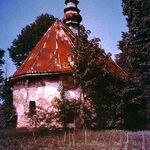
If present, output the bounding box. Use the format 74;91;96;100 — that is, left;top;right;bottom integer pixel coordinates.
10;0;127;128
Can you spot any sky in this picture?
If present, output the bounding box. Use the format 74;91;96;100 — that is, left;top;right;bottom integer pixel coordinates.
0;0;127;77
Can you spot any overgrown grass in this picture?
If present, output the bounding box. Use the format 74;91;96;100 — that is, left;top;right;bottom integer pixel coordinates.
0;129;150;150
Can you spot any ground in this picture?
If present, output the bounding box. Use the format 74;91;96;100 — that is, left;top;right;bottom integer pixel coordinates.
0;129;150;150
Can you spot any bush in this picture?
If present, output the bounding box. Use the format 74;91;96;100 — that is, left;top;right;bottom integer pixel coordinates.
53;97;98;129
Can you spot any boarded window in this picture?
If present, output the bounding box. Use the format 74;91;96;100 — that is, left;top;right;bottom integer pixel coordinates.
29;101;36;116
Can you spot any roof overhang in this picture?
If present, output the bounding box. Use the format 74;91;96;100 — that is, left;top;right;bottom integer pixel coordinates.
9;71;72;84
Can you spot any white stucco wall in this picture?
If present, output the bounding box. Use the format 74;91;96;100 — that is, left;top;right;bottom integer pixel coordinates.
13;78;80;128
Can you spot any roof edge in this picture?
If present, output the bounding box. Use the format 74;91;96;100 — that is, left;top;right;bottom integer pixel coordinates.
9;71;72;83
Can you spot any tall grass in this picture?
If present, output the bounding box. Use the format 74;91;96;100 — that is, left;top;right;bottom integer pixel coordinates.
0;129;150;150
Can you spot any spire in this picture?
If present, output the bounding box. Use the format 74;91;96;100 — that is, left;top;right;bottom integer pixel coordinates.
63;0;82;34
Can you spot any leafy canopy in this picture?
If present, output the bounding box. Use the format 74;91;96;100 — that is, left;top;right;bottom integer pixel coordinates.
72;26;125;129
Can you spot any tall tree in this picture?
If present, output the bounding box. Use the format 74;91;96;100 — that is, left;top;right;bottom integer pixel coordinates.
72;27;124;129
117;0;150;129
0;49;5;128
0;48;4;100
2;82;17;128
8;13;55;67
0;48;4;83
0;49;16;128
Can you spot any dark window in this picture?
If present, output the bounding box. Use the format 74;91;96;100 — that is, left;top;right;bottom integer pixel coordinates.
29;101;36;116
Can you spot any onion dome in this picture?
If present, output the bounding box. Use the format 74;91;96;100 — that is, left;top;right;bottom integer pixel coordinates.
63;0;82;34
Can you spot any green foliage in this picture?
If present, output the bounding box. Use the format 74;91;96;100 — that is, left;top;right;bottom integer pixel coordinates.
0;48;4;100
26;106;59;129
8;13;55;67
72;26;102;96
53;97;80;127
0;49;16;128
0;48;5;128
71;26;124;129
0;104;5;129
2;81;17;128
52;84;97;129
0;48;4;83
117;0;150;129
53;97;98;129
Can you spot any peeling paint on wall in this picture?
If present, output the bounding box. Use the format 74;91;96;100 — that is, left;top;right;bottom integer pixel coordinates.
13;77;80;128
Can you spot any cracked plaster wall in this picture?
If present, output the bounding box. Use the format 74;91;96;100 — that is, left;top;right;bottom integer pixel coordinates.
13;78;80;128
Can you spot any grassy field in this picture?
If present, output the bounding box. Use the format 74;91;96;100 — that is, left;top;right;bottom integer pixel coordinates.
0;129;150;150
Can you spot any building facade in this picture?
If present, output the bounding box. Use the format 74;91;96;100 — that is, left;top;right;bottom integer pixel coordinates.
10;0;126;128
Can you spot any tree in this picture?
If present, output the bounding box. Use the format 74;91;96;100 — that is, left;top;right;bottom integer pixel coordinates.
72;26;124;129
0;48;4;100
0;49;5;128
2;81;17;128
0;48;4;83
8;13;56;67
0;49;16;128
53;84;98;129
117;0;150;129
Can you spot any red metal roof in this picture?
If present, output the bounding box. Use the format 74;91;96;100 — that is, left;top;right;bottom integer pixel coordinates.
11;20;127;80
13;20;75;78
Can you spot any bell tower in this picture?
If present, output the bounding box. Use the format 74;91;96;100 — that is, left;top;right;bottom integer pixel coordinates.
63;0;82;34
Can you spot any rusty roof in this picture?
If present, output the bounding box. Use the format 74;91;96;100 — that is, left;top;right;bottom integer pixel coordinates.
11;20;127;81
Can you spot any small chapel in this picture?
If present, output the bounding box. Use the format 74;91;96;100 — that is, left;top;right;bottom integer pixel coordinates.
10;0;127;128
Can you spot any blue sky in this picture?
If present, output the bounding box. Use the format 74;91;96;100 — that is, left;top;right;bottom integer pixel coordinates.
0;0;127;77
